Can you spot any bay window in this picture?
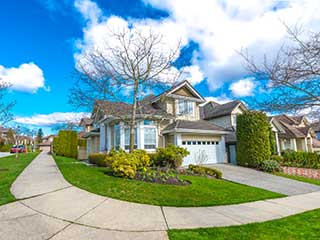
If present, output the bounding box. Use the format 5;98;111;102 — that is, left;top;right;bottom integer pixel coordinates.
124;128;137;150
144;127;156;149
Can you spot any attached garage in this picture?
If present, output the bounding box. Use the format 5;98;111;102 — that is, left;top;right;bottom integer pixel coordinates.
162;120;229;166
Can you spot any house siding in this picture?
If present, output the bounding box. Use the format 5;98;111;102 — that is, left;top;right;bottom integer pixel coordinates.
209;115;232;128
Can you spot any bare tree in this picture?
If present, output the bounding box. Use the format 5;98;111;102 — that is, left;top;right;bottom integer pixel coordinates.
69;28;181;152
240;25;320;118
52;121;81;132
0;80;15;124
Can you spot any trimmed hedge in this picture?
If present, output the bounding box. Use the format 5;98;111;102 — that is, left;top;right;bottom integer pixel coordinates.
88;153;108;167
237;111;271;168
78;139;87;148
0;144;12;152
188;164;222;179
281;151;320;169
53;130;78;158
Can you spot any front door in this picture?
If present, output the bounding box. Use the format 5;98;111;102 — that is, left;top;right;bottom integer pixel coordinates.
228;144;237;165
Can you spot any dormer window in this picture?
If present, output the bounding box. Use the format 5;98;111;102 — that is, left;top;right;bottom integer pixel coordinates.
177;99;194;115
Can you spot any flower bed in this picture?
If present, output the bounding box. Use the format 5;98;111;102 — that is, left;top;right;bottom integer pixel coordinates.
282;166;320;180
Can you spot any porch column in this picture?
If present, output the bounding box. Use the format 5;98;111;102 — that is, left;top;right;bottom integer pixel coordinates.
291;138;297;151
304;137;308;152
309;138;313;152
120;122;125;150
174;133;182;146
275;131;281;155
100;123;106;152
138;122;144;150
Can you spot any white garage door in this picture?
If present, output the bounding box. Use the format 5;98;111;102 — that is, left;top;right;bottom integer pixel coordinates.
181;140;220;166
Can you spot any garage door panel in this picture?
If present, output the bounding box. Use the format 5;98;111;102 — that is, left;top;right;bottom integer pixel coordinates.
181;140;219;166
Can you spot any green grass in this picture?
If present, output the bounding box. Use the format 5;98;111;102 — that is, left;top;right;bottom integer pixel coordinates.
0;152;39;205
168;209;320;240
275;172;320;186
54;155;284;207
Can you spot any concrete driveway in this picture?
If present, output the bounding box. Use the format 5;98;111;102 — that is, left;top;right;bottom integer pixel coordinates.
207;164;320;196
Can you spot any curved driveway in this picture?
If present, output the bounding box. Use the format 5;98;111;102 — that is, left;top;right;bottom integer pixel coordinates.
1;151;320;240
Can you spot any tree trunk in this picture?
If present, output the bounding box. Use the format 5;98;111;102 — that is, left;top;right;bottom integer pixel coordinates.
129;80;139;153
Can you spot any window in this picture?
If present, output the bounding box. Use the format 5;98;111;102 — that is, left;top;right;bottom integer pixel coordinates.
144;128;156;149
144;120;155;125
124;128;137;150
114;124;120;149
178;99;194;115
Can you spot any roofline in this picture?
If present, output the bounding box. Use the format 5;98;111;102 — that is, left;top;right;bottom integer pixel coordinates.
203;100;247;120
162;128;230;135
152;80;206;103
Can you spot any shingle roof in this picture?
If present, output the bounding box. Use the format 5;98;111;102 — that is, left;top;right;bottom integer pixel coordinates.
202;100;243;119
272;114;313;138
311;121;320;132
163;120;226;132
313;138;320;148
79;118;93;126
95;99;172;118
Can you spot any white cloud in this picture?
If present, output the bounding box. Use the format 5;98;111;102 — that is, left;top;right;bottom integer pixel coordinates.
204;95;232;105
0;63;48;93
229;77;256;97
15;112;89;127
74;0;320;92
180;65;204;85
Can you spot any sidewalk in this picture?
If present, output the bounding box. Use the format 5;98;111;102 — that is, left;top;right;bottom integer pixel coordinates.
1;151;320;240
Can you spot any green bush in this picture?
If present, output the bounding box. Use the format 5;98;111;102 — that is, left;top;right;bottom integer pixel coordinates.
53;130;78;158
88;153;108;167
78;139;87;148
270;155;284;163
153;144;189;169
0;144;12;152
260;160;281;173
110;149;151;178
237;111;271;168
188;164;222;179
282;151;320;169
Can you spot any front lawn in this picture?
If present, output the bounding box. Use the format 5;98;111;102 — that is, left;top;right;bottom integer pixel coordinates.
168;209;320;240
275;173;320;186
0;152;39;205
54;155;284;207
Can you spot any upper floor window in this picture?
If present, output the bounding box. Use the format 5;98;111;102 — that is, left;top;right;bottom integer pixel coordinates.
177;99;194;115
144;120;155;126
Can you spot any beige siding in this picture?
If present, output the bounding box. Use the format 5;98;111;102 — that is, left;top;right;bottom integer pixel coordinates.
166;135;174;146
209;115;232;128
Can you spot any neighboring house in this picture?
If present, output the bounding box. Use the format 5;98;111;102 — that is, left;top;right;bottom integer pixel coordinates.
0;126;10;144
200;100;248;164
86;80;230;165
80;117;100;157
269;115;318;154
311;121;320;140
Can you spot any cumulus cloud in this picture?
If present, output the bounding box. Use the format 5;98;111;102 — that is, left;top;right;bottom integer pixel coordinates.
229;77;256;97
15;112;89;127
0;63;48;93
74;0;320;92
204;95;232;105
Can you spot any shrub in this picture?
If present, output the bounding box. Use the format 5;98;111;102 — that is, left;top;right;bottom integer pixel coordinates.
0;144;12;152
153;144;189;169
282;151;320;169
111;151;137;179
260;159;281;173
237;111;271;168
131;150;150;171
270;155;284;163
188;164;222;179
53;130;78;158
88;153;108;167
78;139;87;148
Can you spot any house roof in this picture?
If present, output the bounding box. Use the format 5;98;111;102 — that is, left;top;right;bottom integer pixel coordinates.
311;121;320;132
162;120;228;134
95;98;173;119
271;114;314;139
313;138;320;148
152;80;206;102
79;118;93;126
201;100;245;119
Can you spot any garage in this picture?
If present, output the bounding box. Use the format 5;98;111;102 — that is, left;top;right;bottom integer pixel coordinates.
181;139;220;165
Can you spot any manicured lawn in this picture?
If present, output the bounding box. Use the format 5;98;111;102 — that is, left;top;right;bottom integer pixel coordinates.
0;152;39;206
275;172;320;186
168;209;320;240
54;155;284;207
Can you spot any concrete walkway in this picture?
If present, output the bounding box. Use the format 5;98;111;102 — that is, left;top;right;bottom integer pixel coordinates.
0;152;11;158
208;164;320;195
1;151;320;240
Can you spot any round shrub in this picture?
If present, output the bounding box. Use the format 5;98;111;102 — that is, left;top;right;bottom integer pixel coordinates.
260;159;281;173
237;111;271;168
88;153;108;167
153;144;189;169
131;150;151;170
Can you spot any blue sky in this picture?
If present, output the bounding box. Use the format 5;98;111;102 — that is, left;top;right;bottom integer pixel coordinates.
1;0;319;135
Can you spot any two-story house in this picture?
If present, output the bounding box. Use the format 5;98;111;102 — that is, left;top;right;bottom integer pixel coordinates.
79;117;100;156
85;80;230;165
200;100;248;164
270;114;320;154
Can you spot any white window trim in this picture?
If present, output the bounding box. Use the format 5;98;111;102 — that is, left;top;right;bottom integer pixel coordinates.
176;99;195;116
